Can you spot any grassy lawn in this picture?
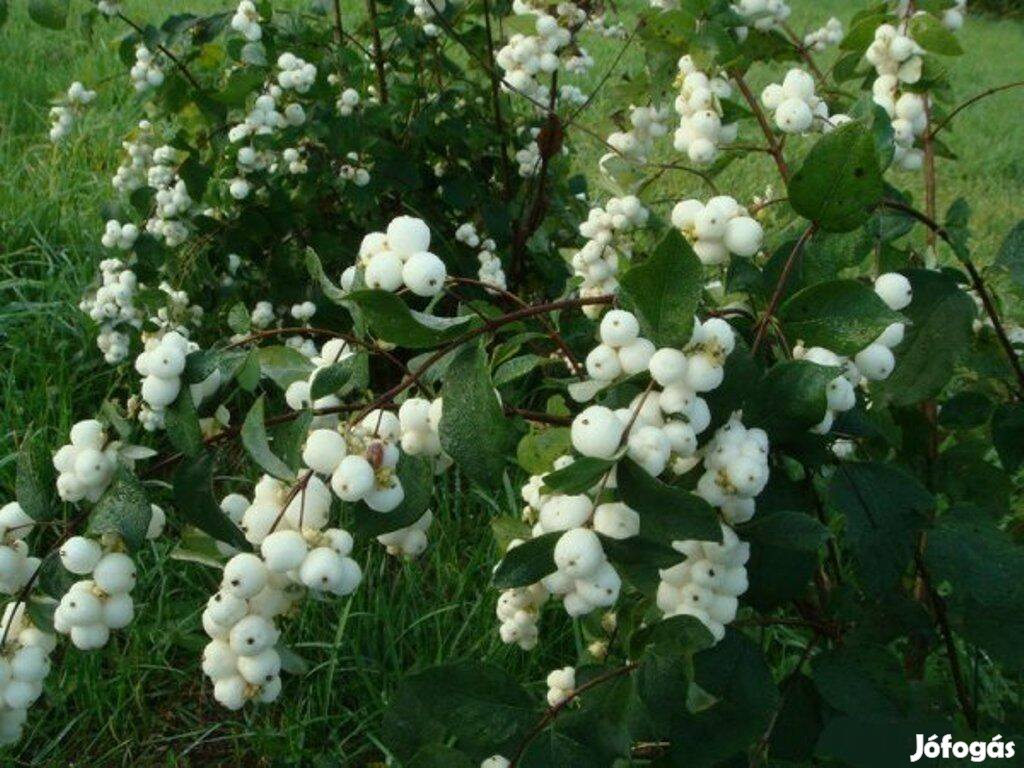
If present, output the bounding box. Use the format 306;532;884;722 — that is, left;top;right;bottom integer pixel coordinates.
0;1;1022;764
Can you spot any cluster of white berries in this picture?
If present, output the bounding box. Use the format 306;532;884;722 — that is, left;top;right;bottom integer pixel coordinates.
277;53;317;93
496;14;572;99
572;196;648;315
695;417;769;525
229;89;290;142
866;22;924;86
79;259;139;363
657;523;749;641
305;412;409;513
230;0;263;41
407;0;445;37
731;0;791;31
290;301;317;323
112;120;155;193
335;85;360;116
495;581;548;650
48;81;96;143
671;195;764;266
803;17;844;51
345;215;447;298
942;0;967;31
793;273;913;434
515;131;542;177
52;421;117;504
100;219;139;251
0;504;40;596
377;511;433;558
338;152;371;186
54;520;162;650
673;56;738;165
397;397;446;464
282;146;308;175
130;46;165;92
146;146;193;247
481;756;511;768
283;338;354;421
873;78;928;171
760;68;831;135
545;665;576;706
583;309;655;387
0;603;55;745
97;0;120;15
134;331;190;430
604;104;669;164
251;300;276;329
456;223;506;293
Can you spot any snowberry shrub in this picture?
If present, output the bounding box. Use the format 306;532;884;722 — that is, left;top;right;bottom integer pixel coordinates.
5;0;1024;763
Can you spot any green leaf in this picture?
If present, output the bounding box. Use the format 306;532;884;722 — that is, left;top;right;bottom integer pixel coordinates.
347;290;479;349
440;344;515;489
743;360;839;441
788;123;883;232
227;302;251;335
992;402;1024;473
742;510;827;609
812;643;909;721
164;388;204;457
840;12;891;53
87;467;152;552
235;349;261;392
16;443;54;522
28;0;69;29
171;453;251;550
381;662;534;763
616;457;722;543
828;462;934;595
516;428;572;474
995;220;1024;290
779;280;902;356
876;270;975;406
309;355;361;400
541;457;614;494
937;391;994;430
662;631;780;767
491;532;560;588
493;354;545;386
924;505;1024;670
407;745;474;768
351;455;433;537
241;396;296;481
304;248;348;305
908;12;964;55
619;229;703;347
258;345;314;390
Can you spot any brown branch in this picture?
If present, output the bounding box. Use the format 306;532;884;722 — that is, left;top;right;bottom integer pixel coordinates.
509;662;639;766
365;0;389;104
915;550;978;731
929;80;1024;139
331;0;345;42
731;72;789;181
879;198;1024;397
751;223;818;353
117;13;202;92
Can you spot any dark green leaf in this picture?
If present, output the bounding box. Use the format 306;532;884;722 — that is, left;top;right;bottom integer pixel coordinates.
440;344;515;489
227;302;250;335
87;467;152;551
347;290;479;349
992;402;1024;472
876;269;975;406
493;354;544;386
491;532;560;588
788;123;884;232
779;280;902;356
258;345;314;390
241;396;296;481
828;462;934;594
742;510;827;608
516;428;572;474
171;453;251;550
995;220;1024;290
310;355;361;400
619;229;703;347
617;457;722;543
28;0;69;29
164;388;204;457
743;360;839;441
812;643;909;721
16;443;54;522
541;457;614;494
937;391;994;430
909;12;964;55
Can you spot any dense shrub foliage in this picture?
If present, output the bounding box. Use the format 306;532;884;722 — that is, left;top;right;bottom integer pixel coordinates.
3;0;1024;763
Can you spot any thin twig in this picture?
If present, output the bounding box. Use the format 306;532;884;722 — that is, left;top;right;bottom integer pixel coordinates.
365;0;389;104
731;72;789;181
929;80;1024;139
751;223;817;353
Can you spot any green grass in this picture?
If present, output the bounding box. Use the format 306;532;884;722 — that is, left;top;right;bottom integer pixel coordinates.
1;1;1022;765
